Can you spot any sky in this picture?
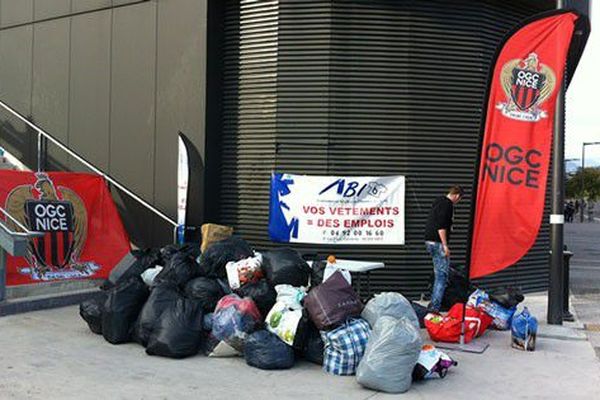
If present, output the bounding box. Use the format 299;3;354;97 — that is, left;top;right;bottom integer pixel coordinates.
566;4;600;169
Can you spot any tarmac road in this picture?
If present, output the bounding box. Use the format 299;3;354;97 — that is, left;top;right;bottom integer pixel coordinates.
565;221;600;297
565;220;600;358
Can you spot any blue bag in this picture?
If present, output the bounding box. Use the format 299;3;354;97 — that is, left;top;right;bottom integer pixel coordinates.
244;330;295;370
511;307;537;351
483;301;516;330
323;318;371;376
468;289;516;330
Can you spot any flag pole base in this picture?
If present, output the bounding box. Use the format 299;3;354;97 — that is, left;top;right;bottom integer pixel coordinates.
436;340;490;354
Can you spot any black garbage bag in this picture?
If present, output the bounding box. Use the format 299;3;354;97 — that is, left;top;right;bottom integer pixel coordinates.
309;257;327;287
443;266;477;311
235;279;276;318
146;296;204;359
80;292;108;335
102;276;149;344
199;236;253;278
159;243;201;265
102;248;161;290
301;320;324;365
244;330;295;370
217;278;233;295
184;277;225;312
428;265;476;311
490;287;525;309
291;310;310;352
154;252;200;287
262;248;311;287
411;301;428;329
133;282;180;346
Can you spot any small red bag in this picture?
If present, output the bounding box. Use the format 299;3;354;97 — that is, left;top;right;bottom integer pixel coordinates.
425;303;493;343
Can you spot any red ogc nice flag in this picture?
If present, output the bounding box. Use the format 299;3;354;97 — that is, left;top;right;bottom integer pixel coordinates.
469;11;589;279
0;171;131;285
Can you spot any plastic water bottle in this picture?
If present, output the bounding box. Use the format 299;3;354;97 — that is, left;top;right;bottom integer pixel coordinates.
176;224;186;244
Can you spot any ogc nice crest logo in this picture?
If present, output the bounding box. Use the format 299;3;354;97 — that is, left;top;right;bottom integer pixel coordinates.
4;172;98;280
496;52;556;122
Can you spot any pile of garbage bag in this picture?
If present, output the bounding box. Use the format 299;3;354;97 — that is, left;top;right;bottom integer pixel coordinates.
424;284;526;345
81;235;323;364
79;226;474;394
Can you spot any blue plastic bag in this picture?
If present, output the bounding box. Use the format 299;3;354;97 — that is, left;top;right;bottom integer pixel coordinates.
511;307;537;351
468;289;516;330
482;301;516;330
244;330;295;370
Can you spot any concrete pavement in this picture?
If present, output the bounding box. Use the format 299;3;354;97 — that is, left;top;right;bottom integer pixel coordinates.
0;220;598;399
1;292;599;400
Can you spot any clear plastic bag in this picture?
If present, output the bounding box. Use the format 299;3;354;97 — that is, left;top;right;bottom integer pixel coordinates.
356;316;422;393
362;292;420;332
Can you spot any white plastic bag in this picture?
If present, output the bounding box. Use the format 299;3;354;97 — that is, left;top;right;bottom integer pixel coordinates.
140;266;163;286
225;252;263;289
323;262;352;285
208;341;242;357
413;345;457;380
265;301;303;346
274;284;307;310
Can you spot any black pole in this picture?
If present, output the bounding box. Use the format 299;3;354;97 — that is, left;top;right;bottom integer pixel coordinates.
548;88;565;325
580;144;585;222
547;24;566;324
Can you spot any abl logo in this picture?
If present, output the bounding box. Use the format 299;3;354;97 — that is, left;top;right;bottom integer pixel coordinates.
319;179;387;198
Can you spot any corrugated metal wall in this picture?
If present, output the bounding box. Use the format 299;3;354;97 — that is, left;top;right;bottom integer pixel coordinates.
219;0;557;298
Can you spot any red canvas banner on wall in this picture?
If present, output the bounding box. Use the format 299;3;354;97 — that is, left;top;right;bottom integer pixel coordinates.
0;171;130;285
469;11;587;279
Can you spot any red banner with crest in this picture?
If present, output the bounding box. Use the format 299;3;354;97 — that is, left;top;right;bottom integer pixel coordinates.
469;11;585;279
0;171;130;285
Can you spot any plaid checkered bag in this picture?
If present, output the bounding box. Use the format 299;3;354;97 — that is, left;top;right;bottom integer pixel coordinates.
322;318;371;375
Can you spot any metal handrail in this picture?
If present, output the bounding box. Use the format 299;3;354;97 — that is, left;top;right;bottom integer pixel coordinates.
0;207;40;237
0;98;178;230
0;206;45;303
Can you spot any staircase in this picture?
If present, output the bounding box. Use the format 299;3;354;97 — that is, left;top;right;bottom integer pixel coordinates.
0;100;177;317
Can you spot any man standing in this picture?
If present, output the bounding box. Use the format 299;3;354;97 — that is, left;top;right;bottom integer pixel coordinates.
424;185;464;313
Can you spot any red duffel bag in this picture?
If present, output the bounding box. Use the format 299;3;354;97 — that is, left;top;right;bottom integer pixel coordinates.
425;303;493;344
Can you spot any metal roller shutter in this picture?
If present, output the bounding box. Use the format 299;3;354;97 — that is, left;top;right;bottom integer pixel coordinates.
218;0;555;298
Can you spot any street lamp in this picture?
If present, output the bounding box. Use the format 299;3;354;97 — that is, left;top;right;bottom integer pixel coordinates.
580;142;600;222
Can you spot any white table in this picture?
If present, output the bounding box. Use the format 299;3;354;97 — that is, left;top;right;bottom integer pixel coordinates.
308;259;385;299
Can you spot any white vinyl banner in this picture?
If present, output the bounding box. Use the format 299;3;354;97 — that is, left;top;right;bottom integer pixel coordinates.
269;173;405;245
176;136;189;243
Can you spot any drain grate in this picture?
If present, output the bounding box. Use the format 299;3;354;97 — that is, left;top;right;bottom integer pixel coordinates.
584;324;600;332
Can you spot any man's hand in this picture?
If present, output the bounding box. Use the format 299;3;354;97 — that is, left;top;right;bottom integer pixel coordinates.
443;244;450;258
438;228;450;258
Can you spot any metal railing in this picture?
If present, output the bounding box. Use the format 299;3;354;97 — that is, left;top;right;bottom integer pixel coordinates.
0;206;45;301
0;98;178;240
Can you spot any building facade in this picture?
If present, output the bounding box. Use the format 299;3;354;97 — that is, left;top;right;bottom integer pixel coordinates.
0;0;590;297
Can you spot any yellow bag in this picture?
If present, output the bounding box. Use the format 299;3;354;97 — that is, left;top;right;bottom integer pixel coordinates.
201;223;234;252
